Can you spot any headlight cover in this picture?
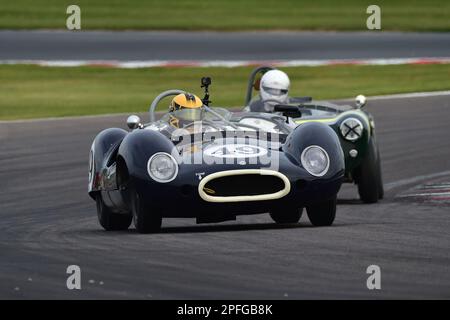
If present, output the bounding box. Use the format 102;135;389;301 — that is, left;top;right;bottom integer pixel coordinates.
301;146;330;177
340;118;363;141
147;152;178;183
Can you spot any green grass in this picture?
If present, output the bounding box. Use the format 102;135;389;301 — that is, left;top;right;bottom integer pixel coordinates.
0;64;449;120
0;0;449;31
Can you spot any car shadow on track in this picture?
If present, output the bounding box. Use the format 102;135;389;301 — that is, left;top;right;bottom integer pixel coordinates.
74;221;373;236
157;222;315;234
337;198;365;205
337;198;389;205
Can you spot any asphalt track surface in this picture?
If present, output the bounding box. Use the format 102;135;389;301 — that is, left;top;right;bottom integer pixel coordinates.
1;93;450;299
1;31;450;61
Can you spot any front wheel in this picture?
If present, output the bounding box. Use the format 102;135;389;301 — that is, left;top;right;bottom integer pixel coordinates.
131;190;162;234
306;196;336;226
376;145;384;200
270;208;303;224
96;195;132;231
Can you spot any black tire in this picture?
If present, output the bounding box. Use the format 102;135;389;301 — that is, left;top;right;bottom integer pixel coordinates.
357;139;380;203
270;208;303;224
131;190;162;234
306;196;336;226
96;195;132;231
376;145;384;200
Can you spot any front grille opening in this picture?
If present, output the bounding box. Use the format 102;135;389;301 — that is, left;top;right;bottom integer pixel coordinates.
203;174;285;197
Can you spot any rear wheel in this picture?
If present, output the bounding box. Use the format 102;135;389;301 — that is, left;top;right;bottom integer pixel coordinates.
306;196;336;226
96;195;132;231
131;190;162;234
270;208;303;224
357;139;380;203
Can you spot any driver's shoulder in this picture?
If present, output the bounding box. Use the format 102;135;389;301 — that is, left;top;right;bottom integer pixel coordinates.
248;99;266;112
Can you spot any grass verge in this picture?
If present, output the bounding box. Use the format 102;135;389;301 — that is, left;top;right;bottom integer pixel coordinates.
0;64;449;120
0;0;449;31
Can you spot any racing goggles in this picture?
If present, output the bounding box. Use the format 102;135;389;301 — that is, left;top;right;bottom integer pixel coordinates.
262;86;288;96
172;108;204;122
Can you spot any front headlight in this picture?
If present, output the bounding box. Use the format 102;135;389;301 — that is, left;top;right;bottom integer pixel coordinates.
147;152;178;183
340;118;363;141
301;146;330;177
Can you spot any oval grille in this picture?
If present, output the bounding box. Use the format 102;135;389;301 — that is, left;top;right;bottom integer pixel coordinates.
204;174;284;196
198;169;291;203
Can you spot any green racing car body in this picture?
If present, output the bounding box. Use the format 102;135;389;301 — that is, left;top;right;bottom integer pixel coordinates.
245;66;383;203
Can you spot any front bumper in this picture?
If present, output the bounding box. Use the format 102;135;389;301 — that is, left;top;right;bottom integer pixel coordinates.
131;169;343;218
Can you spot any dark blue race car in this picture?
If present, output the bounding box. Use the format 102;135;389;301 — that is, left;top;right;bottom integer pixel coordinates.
88;82;345;233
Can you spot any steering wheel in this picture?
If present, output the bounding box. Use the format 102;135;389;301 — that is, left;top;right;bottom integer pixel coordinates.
148;89;186;123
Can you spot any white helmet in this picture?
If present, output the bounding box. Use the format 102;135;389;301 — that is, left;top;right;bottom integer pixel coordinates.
260;69;290;106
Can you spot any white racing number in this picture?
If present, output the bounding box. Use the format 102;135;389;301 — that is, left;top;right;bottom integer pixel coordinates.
204;144;267;159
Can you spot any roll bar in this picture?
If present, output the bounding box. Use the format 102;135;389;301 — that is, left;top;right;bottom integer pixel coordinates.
147;88;239;129
148;89;185;123
244;66;274;106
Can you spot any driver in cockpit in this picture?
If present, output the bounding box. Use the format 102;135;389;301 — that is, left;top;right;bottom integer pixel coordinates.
245;69;291;113
168;93;204;129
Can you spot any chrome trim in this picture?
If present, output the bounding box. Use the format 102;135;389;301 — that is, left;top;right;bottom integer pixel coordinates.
340;117;364;141
301;145;330;177
147;152;179;183
127;115;142;130
198;169;291;203
349;149;358;158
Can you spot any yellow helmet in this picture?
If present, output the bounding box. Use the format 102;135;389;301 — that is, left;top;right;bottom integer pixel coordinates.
169;93;203;112
168;93;204;128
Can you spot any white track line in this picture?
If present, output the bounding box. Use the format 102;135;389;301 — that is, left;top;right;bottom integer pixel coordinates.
334;90;450;103
363;91;450;100
418;184;450;189
1;57;450;68
0;112;133;124
398;192;450;198
385;170;450;191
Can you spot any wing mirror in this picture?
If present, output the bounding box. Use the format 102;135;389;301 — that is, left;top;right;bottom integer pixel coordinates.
274;104;302;119
355;95;367;109
127;115;142;130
